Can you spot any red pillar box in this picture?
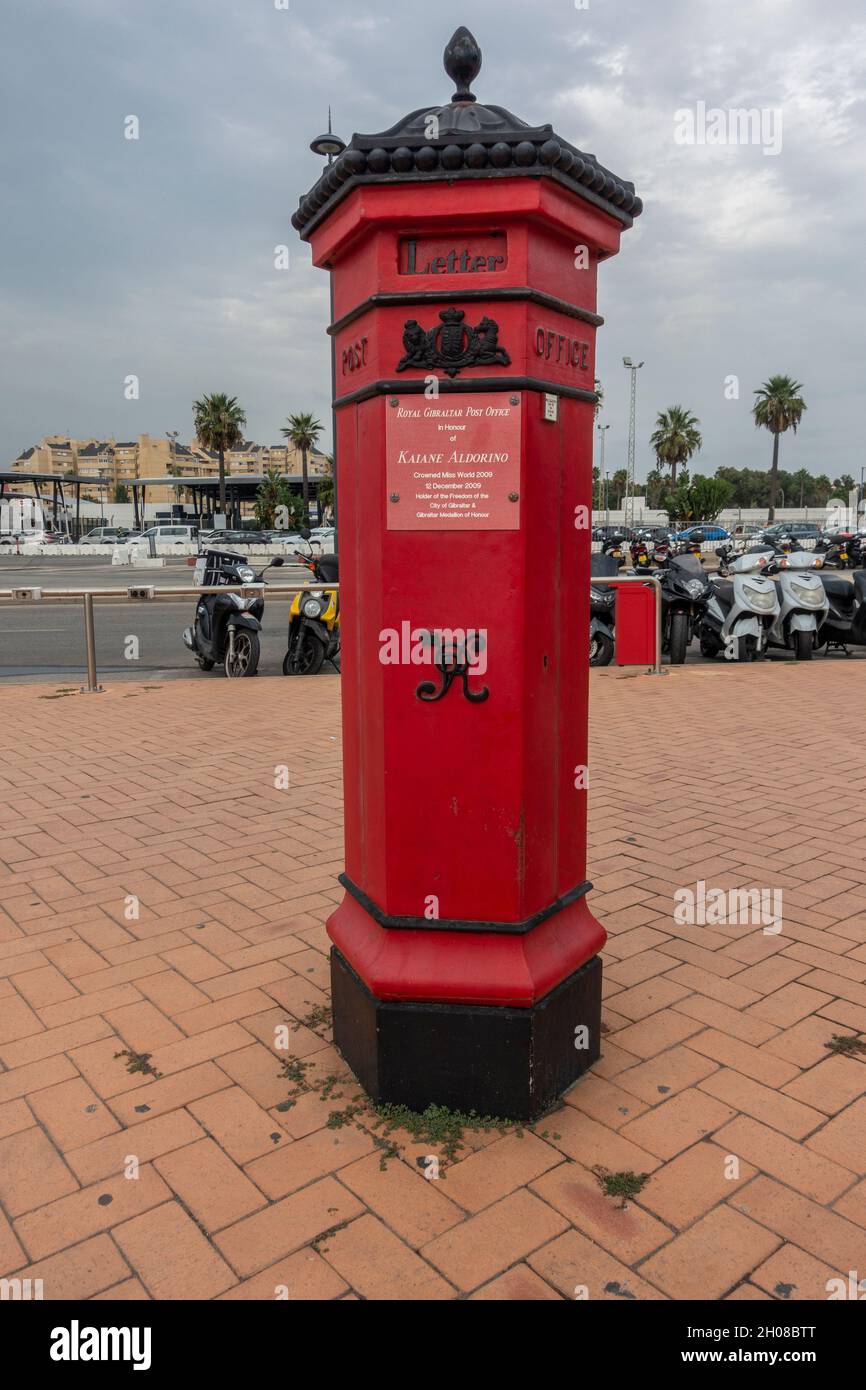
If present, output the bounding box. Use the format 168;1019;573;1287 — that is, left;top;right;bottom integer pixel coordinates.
614;582;658;667
293;27;642;1119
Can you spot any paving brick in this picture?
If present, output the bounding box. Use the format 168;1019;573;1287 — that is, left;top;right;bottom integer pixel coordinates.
38;983;143;1028
421;1188;567;1293
112;1200;237;1300
12;964;78;1008
218;1247;348;1301
0;1126;78;1216
155;1138;265;1232
806;1097;866;1174
0;1014;111;1070
188;1084;291;1164
104;998;185;1050
528;1227;666;1301
540;1106;662;1175
639;1141;756;1229
686;1029;800;1088
319;1213;454;1299
760;1015;850;1069
562;1073;650;1129
698;1069;825;1141
0;1209;26;1277
337;1150;463;1246
27;1076;120;1150
216;1040;302;1108
752;1243;851;1301
615;1045;718;1104
14;1164;171;1260
639;1205;780;1300
214;1176;364;1277
0;991;42;1044
781;1054;866;1114
607;1011;704;1059
619;1088;735;1160
65;1109;205;1184
147;1022;253;1076
731;1175;866;1271
171;988;275;1036
470;1265;564;1299
530;1161;672;1265
9;1233;131;1300
245;1121;375;1199
91;1277;152;1300
107;1061;231;1127
0;1097;33;1140
135;970;211;1015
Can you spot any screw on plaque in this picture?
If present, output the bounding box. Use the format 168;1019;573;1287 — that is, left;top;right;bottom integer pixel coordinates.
509;492;519;502
389;397;400;407
509;396;520;405
390;493;400;502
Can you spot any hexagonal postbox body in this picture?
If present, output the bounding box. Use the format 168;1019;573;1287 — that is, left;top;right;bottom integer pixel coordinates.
294;28;642;1119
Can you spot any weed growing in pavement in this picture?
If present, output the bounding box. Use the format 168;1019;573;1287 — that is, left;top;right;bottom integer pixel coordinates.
299;1004;333;1034
593;1166;649;1209
274;1052;522;1171
825;1034;866;1057
114;1049;162;1079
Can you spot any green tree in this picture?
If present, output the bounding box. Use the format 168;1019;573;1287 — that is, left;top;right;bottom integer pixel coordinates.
644;468;666;509
650;406;702;489
192;393;247;518
752;376;806;521
610;468;628;508
254;468;291;529
113;483;129;504
282;412;323;515
594;378;604;419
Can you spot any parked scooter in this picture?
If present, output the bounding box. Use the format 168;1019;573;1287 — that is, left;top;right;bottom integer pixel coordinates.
815;531;854;569
699;548;779;661
629;536;654;572
652;534;672;567
589;552;617;667
658;538;711;664
816;568;866;654
183;549;284;677
601;533;627;569
762;549;829;661
283;536;340;675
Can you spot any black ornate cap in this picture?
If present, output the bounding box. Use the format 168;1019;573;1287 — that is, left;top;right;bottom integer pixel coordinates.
292;26;642;238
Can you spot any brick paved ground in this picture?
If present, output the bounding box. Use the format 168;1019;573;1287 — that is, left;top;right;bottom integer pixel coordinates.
1;664;865;1301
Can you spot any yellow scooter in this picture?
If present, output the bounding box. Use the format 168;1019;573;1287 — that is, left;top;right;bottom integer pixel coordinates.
283;537;340;675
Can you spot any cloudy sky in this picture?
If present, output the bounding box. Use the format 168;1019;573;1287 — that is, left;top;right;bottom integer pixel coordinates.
1;0;864;483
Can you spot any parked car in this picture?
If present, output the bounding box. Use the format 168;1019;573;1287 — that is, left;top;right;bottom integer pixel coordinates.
81;526;138;544
673;525;730;542
757;522;823;543
197;529;268;547
142;524;198;546
729;523;764;541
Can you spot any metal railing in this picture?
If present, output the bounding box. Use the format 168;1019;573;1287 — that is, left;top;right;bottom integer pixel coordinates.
591;574;665;676
0;582;339;693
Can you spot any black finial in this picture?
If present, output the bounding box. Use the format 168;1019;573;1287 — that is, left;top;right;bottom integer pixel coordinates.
444;26;481;103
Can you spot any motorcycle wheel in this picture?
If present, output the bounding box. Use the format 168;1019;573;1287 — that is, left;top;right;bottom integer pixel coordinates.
195;655;215;671
700;639;718;658
669;612;689;665
589;632;614;668
282;630;325;675
793;630;813;661
737;635;759;662
224;629;260;678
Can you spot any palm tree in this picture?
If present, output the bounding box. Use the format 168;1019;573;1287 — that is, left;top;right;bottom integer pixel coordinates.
282;412;323;518
752;376;806;521
650;406;702;490
594;378;604;419
192;393;247;518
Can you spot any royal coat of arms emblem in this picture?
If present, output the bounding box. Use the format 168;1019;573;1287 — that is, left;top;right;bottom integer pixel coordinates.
396;307;511;378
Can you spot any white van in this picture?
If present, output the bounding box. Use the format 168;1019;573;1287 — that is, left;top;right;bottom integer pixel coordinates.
142;525;198;546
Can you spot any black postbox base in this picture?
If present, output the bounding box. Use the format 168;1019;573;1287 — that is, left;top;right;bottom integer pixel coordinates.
330;947;602;1122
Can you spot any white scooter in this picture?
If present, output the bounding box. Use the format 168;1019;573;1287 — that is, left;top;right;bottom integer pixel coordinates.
763;549;829;661
699;548;780;661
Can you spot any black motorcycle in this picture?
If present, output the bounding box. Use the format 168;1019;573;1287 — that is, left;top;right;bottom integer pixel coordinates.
601;533;627;569
284;544;340;675
589;552;617;667
815;531;854;569
817;568;866;653
658;536;710;664
183;548;284;678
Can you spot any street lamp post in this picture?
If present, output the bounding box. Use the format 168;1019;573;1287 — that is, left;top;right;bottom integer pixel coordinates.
596;423;609;517
622;357;644;530
309;112;347;537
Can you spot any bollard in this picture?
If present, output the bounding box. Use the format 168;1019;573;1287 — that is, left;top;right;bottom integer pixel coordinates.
79;593;104;694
